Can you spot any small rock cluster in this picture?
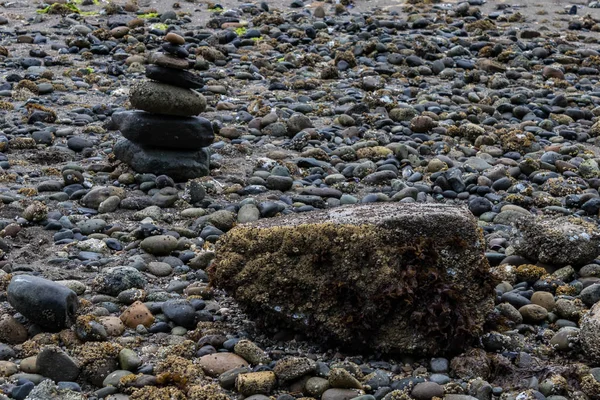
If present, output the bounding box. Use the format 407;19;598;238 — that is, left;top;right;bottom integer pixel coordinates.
112;32;214;181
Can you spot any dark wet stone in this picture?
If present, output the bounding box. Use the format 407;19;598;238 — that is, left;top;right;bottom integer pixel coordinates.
7;275;78;332
114;139;210;181
145;65;204;89
112;111;213;150
67;137;92;152
162;299;197;329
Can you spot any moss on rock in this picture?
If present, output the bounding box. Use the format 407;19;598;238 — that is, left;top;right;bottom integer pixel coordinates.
209;203;496;355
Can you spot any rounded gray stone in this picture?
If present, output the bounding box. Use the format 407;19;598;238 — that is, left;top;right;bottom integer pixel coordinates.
129;80;206;116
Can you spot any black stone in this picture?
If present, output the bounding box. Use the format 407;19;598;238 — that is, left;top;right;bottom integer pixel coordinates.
12;382;34;400
145;65;204;89
112;111;213;150
468;197;492;216
162;299;197;329
7;275;79;331
113;139;210;182
161;43;189;58
67;137;93;152
36;347;80;382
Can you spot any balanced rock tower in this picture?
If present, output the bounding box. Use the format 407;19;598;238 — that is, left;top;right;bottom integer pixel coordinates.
112;32;214;182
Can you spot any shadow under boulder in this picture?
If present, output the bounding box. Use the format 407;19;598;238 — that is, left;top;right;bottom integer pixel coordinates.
209;203;497;356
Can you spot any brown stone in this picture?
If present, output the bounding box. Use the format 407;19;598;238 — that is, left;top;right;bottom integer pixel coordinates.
314;5;326;18
151;53;190;70
519;304;548;324
110;26;130;39
198;353;249;377
542;66;565;80
127;18;145;28
221;22;244;29
328;368;362;389
0;315;27;344
476;59;506;73
321;388;363;400
20;356;38;373
120;301;154;328
531;291;555;311
16;36;34;44
412;381;444;400
0;223;21;237
0;361;17;377
125;55;146;66
410;115;436;133
219;126;243;139
99;316;126;336
165;32;185;45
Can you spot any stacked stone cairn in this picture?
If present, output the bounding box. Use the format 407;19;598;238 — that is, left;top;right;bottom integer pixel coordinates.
112;32;214;182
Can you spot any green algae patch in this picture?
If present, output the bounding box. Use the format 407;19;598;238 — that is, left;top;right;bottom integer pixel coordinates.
138;12;159;19
37;3;81;15
150;23;168;31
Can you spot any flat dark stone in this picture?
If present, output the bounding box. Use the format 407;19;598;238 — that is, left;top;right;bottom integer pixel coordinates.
145;65;204;89
113;139;210;182
112;111;213;150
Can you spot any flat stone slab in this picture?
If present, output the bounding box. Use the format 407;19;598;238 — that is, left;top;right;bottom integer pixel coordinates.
209;203;496;355
112;111;214;150
145;65;204;89
114;139;210;182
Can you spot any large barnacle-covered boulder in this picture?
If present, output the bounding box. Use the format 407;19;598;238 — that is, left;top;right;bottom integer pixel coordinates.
209;203;497;355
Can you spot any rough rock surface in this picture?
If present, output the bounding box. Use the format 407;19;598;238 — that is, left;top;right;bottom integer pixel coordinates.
514;216;600;266
210;203;496;355
581;301;600;362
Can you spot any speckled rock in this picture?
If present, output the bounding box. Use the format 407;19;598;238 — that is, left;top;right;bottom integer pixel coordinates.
235;371;276;396
120;301;154;328
234;340;271;365
514;216;600;266
7;275;78;332
199;353;249;377
210;203;496;355
273;357;316;382
581;302;600;361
